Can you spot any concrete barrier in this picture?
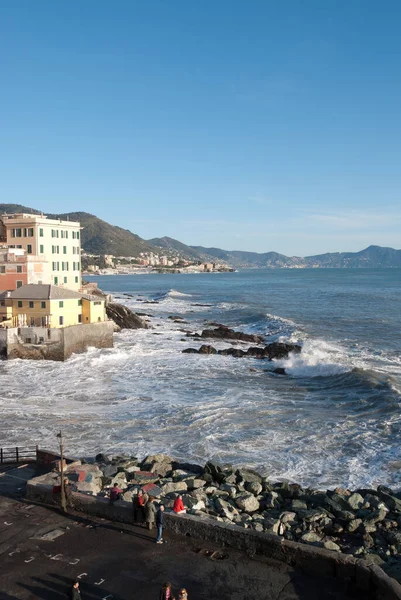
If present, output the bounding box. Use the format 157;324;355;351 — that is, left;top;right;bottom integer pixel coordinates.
25;481;401;600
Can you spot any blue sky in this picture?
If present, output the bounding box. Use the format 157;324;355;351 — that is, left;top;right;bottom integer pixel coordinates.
1;1;400;256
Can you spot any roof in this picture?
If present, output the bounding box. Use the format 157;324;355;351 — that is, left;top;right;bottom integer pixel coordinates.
9;284;84;301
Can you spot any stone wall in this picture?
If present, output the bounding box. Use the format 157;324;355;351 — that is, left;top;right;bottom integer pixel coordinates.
25;481;401;600
0;321;113;360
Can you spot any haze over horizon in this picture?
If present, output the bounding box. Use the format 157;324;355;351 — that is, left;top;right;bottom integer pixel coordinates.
1;1;401;255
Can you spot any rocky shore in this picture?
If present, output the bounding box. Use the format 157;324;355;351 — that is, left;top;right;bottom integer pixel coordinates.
61;452;401;573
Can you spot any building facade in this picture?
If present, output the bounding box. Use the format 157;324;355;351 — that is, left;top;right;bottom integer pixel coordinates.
0;213;82;290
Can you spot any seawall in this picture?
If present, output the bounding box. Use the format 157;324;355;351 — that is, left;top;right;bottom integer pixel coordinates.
26;477;401;600
0;320;114;360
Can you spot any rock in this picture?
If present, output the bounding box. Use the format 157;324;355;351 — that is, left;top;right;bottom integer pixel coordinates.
200;326;264;344
95;453;112;464
245;481;263;496
219;483;237;498
301;532;324;544
235;493;260;513
204;461;225;483
111;472;127;489
171;461;203;475
347;519;363;533
218;348;246;358
141;454;172;477
272;368;286;375
190;488;208;501
348;493;364;510
324;540;341;552
182;348;199;354
142;483;163;497
186;478;205;490
291;499;308;511
263;342;301;360
377;490;401;513
236;468;262;484
102;464;119;478
132;471;160;485
214;498;239;521
280;512;297;524
262;492;280;509
66;464;103;496
161;481;188;495
364;508;387;525
122;488;136;502
198;345;217;354
106;303;149;330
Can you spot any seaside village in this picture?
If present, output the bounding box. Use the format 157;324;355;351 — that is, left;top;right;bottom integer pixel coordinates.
0;212;114;360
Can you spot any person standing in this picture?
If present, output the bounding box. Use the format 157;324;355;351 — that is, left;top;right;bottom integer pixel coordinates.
133;489;148;523
145;496;157;530
68;580;82;600
156;504;165;544
159;582;172;600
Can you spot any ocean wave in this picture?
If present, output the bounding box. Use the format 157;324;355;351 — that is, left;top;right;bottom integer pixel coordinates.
155;288;193;300
275;339;351;377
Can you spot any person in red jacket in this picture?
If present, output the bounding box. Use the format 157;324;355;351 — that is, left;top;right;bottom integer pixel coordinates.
173;494;186;514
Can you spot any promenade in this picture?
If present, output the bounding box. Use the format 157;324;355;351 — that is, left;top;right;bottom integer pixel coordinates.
0;463;366;600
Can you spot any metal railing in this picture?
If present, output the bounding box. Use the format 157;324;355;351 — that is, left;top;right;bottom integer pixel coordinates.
0;445;38;464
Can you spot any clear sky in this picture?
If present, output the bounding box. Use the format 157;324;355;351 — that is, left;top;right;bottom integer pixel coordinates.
1;1;400;256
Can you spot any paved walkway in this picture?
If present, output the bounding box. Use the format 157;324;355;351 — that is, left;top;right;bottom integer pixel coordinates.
0;464;363;600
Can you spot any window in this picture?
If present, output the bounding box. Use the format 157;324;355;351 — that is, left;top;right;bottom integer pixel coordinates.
0;301;4;307
72;231;75;239
52;262;56;271
94;301;101;305
57;246;60;254
59;316;64;326
61;231;64;239
16;280;22;288
25;337;32;343
73;247;76;254
63;246;67;254
54;276;58;284
18;301;23;308
28;228;34;237
51;229;55;238
12;228;22;237
39;228;44;237
64;276;67;284
29;301;34;308
0;266;5;273
59;301;64;308
52;246;55;254
27;244;32;254
41;301;46;309
40;245;44;254
17;265;22;273
78;299;82;306
75;276;79;284
65;231;68;239
77;231;80;240
78;314;82;323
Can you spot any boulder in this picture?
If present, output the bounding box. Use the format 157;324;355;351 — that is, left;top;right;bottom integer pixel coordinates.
198;345;217;355
132;471;160;485
200;326;264;344
214;498;239;521
106;303;149;330
66;464;103;496
161;481;188;495
324;540;341;552
348;493;364;510
219;484;237;499
186;478;205;490
236;468;262;484
141;454;172;477
111;472;127;489
235;493;260;513
301;532;324;544
245;481;263;496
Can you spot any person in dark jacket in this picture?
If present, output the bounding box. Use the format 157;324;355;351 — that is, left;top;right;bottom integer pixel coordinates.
159;581;172;600
133;489;148;523
68;580;82;600
109;483;123;503
156;504;165;543
145;496;157;530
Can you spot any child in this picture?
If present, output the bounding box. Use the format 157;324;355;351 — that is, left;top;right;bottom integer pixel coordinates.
178;589;188;600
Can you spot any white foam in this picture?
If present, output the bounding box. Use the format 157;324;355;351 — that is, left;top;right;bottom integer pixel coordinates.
275;339;351;377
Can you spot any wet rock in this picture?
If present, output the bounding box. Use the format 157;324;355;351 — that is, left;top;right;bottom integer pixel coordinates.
218;348;246;357
272;368;286;375
182;348;199;354
200;326;264;344
199;345;217;354
106;303;149;330
235;493;260;513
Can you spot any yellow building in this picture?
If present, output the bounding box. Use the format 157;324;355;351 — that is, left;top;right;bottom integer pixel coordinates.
2;284;106;328
0;213;82;290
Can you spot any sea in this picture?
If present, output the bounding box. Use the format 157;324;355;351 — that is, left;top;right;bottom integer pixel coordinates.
1;268;400;491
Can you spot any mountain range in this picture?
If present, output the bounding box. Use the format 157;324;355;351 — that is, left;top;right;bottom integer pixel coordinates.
1;204;400;268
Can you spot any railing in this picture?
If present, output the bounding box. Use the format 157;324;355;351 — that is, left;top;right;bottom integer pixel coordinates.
0;445;38;464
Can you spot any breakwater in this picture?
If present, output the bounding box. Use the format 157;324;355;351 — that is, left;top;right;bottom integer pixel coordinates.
30;449;401;589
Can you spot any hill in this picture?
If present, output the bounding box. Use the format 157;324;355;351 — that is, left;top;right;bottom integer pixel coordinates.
0;205;156;257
